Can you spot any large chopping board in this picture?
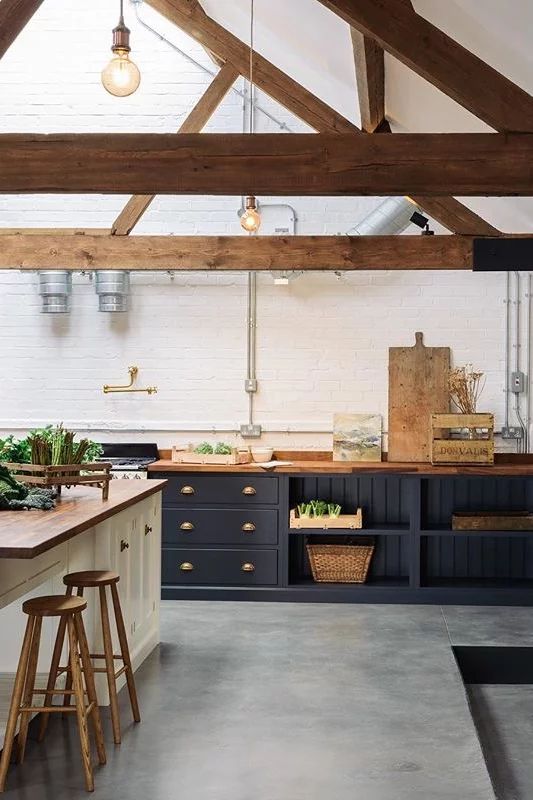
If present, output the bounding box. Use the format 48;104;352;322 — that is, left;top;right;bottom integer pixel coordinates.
388;332;450;462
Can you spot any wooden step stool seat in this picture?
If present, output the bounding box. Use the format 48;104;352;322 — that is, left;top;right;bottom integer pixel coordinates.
0;595;106;794
41;570;140;746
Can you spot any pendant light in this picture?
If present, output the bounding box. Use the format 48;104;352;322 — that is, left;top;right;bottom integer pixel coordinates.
101;0;141;97
240;0;261;233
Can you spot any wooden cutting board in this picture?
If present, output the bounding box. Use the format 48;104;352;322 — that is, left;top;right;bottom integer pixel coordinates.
388;332;450;462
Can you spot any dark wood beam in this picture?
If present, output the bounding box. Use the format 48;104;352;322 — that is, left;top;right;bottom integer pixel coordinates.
146;0;359;134
0;0;44;60
350;28;385;132
145;0;498;236
2;133;533;196
0;234;484;271
317;0;533;132
112;63;239;235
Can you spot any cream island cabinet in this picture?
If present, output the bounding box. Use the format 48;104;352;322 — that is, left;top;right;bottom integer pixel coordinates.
0;480;165;743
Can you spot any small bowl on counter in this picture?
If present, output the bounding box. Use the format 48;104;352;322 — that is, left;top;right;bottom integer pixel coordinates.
250;447;274;463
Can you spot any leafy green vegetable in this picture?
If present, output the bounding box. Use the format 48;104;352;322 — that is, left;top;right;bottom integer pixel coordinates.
0;426;102;466
214;442;232;455
297;500;343;519
0;465;55;511
194;442;214;455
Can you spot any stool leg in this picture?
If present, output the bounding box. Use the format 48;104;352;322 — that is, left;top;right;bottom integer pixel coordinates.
67;616;94;793
111;583;140;724
0;616;35;793
99;586;121;745
38;613;68;741
17;615;42;764
62;585;76;713
73;613;106;766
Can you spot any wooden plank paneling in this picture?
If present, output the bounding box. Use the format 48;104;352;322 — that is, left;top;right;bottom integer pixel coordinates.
112;63;240;235
317;0;533;132
0;233;478;271
2;133;533;196
0;0;44;60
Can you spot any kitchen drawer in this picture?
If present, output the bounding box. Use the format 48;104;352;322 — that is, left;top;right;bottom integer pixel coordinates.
162;548;278;586
161;475;278;506
163;509;278;545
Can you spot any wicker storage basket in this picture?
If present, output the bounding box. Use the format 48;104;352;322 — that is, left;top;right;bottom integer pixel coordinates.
306;539;375;584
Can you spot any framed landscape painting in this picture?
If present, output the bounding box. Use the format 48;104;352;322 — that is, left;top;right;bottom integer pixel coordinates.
333;414;382;462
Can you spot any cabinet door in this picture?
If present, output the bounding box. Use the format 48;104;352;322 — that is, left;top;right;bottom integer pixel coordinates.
113;514;133;640
138;496;161;642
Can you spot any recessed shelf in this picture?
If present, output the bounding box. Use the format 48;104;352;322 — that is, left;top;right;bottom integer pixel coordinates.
422;577;533;590
420;526;533;538
289;524;409;536
288;576;409;589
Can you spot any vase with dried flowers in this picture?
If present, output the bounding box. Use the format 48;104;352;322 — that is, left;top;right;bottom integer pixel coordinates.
448;365;486;439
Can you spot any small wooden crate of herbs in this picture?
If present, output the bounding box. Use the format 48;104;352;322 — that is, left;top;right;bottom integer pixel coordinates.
1;425;111;500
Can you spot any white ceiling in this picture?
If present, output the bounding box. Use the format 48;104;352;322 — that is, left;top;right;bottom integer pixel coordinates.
200;0;533;232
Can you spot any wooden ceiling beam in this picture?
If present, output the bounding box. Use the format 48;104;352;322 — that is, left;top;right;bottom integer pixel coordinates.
2;133;533;196
317;0;533;132
112;63;239;235
350;28;385;132
146;0;498;236
146;0;357;134
0;233;488;271
0;0;44;60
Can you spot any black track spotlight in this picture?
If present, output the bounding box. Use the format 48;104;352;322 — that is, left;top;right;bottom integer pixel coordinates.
421;223;435;236
410;210;429;229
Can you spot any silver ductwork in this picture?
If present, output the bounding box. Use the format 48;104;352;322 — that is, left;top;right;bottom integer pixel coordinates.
348;197;418;236
95;271;130;312
38;270;72;314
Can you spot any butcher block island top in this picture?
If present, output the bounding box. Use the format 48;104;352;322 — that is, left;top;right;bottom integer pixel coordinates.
0;480;166;559
148;452;533;476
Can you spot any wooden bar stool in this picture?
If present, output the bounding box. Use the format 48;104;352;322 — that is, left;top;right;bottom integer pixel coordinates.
41;571;140;746
0;595;106;794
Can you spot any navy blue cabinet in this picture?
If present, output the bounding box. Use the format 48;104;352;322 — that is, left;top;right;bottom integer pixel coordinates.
151;469;533;606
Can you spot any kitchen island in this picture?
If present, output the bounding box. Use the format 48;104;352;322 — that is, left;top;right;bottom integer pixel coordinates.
0;480;166;745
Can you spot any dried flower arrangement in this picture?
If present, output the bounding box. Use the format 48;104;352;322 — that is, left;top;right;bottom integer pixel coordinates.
448;365;486;414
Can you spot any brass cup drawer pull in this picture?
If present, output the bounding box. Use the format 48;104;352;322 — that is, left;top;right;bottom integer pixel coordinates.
144;524;153;536
241;522;256;533
180;485;195;495
241;562;255;573
180;522;195;531
120;539;129;552
180;562;194;572
242;486;257;496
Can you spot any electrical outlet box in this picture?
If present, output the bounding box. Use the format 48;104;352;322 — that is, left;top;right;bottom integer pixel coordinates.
240;424;262;438
501;426;523;439
244;379;257;393
511;371;526;393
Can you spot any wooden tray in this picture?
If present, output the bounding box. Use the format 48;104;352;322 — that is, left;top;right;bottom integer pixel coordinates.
171;447;252;465
452;511;533;531
290;508;363;530
6;462;112;500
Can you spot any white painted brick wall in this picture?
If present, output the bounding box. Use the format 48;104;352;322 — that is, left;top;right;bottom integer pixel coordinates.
0;0;518;450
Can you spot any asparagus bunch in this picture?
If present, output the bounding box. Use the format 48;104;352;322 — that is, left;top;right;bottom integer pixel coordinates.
29;425;94;466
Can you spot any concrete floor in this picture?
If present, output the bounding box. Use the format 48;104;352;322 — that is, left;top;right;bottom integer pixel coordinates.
444;605;533;800
0;601;498;800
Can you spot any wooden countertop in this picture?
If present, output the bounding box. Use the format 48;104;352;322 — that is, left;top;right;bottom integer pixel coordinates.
0;480;166;560
148;454;533;477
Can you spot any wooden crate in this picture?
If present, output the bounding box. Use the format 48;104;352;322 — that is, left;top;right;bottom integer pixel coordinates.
171;446;252;466
6;462;112;500
290;508;363;530
453;511;533;531
430;413;494;465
